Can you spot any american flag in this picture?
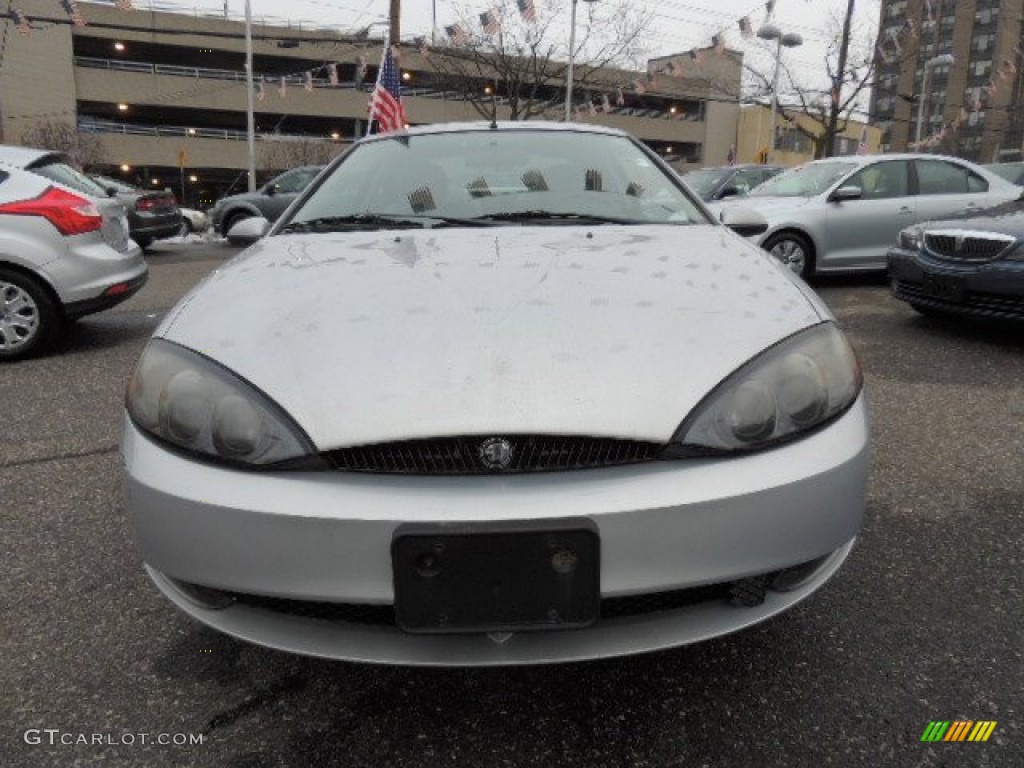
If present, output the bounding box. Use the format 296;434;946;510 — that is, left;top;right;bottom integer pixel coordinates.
856;126;869;155
61;0;86;27
445;23;469;46
480;9;501;37
369;45;407;133
12;9;31;36
115;0;134;10
517;0;536;23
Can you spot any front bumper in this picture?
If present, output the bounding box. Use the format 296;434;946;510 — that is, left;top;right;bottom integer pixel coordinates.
123;396;871;665
888;247;1024;320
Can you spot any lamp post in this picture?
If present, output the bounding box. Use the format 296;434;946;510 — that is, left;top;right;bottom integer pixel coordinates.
915;53;955;150
565;0;598;122
244;0;256;193
757;22;802;162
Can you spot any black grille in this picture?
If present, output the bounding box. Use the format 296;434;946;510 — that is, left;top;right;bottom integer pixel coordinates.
323;435;664;474
924;233;1014;261
892;280;1024;320
223;583;734;627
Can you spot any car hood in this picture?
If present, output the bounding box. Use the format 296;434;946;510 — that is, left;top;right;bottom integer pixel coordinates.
919;201;1024;236
214;191;261;208
719;195;819;219
157;225;823;449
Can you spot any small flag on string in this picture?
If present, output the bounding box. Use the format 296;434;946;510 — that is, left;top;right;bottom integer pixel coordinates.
712;34;725;54
369;44;407;133
12;9;31;36
445;23;469;46
856;126;868;155
61;0;87;27
765;0;776;19
664;59;678;75
328;63;339;85
115;0;134;10
480;9;501;37
304;71;314;92
739;17;753;39
517;0;536;24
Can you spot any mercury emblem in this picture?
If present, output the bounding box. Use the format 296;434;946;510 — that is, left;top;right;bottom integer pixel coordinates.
479;437;513;470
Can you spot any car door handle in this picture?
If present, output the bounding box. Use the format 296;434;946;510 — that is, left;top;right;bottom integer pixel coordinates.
898;206;913;214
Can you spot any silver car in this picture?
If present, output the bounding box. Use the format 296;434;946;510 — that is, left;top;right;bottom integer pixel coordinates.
123;122;870;666
0;146;146;360
718;154;1022;277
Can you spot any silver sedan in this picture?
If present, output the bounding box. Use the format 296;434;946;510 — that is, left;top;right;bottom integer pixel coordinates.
123;122;870;666
716;153;1021;277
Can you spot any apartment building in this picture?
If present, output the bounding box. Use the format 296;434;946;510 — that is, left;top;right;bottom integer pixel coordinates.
0;1;741;205
871;0;1024;162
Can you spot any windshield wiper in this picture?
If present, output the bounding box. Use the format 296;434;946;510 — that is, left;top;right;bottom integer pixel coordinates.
471;210;648;225
279;213;499;233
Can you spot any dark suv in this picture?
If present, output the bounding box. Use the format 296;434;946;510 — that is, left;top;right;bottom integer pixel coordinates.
209;166;324;236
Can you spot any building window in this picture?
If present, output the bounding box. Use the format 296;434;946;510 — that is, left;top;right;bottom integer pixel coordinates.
973;60;992;77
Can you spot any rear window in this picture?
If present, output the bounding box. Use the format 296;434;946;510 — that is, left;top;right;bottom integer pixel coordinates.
28;160;107;197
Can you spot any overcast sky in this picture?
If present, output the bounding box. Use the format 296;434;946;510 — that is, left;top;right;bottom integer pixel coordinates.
152;0;882;103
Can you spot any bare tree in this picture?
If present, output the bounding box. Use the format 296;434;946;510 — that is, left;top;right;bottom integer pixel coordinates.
422;0;652;121
20;120;105;169
259;139;342;173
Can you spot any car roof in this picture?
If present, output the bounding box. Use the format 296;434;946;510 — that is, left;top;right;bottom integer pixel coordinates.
0;144;67;169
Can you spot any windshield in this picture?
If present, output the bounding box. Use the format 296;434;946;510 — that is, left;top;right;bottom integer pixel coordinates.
283;129;708;230
682;169;731;200
749;161;856;198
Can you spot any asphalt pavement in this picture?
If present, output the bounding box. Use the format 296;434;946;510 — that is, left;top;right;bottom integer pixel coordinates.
1;241;1021;768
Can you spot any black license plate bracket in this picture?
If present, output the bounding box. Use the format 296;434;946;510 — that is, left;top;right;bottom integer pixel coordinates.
392;519;600;634
922;271;966;302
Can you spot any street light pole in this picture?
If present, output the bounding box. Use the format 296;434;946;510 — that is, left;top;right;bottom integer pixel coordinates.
564;0;597;122
757;23;802;163
915;54;955;150
244;0;256;193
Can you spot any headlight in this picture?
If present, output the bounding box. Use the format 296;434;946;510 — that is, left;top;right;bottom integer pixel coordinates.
672;323;862;453
898;225;923;251
126;339;317;467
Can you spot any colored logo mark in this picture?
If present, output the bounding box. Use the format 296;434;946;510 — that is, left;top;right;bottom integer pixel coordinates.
921;721;997;743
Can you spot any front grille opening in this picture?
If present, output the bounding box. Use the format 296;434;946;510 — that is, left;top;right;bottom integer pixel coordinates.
323;435;665;474
893;280;1024;319
924;233;1014;261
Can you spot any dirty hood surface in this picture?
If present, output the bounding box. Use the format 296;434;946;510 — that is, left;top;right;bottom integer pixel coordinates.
158;225;823;449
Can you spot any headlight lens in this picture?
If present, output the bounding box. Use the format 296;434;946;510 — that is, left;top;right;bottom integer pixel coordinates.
673;322;862;453
898;225;923;251
127;339;315;466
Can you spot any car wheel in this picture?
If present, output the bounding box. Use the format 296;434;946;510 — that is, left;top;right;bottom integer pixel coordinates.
763;232;814;278
0;268;62;361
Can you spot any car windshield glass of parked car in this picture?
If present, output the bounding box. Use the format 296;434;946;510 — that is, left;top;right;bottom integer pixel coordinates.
683;168;731;198
749;161;856;198
282;129;707;231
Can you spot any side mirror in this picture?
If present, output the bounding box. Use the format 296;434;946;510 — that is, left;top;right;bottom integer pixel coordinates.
105;187;118;198
718;186;741;199
265;183;279;197
829;185;863;202
720;206;769;237
226;216;270;245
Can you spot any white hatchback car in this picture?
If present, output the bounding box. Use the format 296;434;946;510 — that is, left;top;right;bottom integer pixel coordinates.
0;146;146;359
124;122;870;666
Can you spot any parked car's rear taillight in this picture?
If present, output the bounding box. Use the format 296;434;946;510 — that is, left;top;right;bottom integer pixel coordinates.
0;186;103;235
136;195;174;212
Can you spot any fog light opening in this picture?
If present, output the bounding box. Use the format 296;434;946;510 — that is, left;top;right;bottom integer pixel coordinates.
729;575;768;607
